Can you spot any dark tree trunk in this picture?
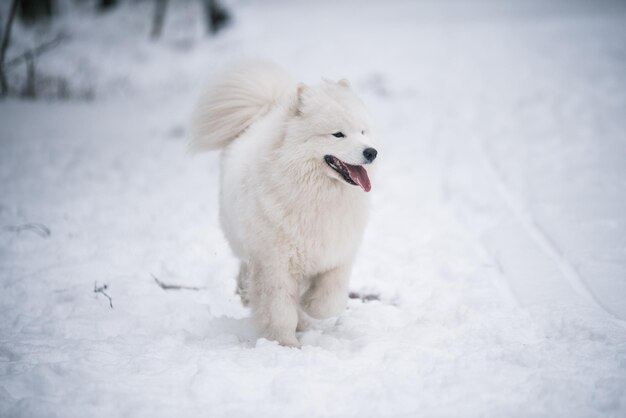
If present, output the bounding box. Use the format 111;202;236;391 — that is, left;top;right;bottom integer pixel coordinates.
203;0;230;35
19;0;54;23
150;0;168;39
98;0;117;12
0;0;20;96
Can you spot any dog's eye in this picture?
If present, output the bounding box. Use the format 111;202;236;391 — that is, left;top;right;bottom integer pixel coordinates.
332;132;345;138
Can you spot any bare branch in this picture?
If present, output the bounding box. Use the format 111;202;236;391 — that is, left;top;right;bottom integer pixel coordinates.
152;274;204;291
94;282;113;309
3;222;51;238
3;33;69;69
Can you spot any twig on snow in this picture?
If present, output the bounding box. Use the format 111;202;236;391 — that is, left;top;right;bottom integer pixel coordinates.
94;282;113;309
3;222;51;238
349;291;380;303
152;273;204;291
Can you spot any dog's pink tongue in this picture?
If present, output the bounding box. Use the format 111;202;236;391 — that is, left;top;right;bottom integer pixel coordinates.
346;164;371;192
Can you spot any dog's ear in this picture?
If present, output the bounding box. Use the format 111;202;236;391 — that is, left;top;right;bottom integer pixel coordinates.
338;78;351;88
294;83;308;116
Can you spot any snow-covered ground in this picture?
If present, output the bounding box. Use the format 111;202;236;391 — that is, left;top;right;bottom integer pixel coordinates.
1;1;626;416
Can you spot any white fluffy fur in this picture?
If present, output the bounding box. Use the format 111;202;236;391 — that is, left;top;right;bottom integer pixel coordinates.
190;62;294;152
191;62;377;346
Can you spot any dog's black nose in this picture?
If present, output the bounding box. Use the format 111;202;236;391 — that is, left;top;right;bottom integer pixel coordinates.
363;147;378;162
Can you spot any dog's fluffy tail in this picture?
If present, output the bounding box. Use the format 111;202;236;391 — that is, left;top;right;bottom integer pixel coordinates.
190;61;294;152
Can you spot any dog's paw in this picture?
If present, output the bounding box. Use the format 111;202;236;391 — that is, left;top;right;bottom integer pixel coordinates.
278;336;302;348
262;328;301;348
257;336;301;349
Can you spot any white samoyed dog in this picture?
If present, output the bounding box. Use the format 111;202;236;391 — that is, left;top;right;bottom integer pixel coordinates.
191;62;378;346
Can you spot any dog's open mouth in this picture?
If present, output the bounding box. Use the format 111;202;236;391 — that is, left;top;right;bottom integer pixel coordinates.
324;155;371;192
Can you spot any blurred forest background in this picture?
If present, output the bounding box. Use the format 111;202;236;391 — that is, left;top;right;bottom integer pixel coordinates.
0;0;230;100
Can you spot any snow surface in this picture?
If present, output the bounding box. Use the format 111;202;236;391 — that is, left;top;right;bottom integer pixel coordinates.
1;1;626;417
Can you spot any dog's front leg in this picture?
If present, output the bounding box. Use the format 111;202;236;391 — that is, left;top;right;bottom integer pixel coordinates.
301;264;350;320
249;259;300;347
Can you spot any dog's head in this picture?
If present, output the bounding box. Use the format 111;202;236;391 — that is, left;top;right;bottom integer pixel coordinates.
286;79;377;192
